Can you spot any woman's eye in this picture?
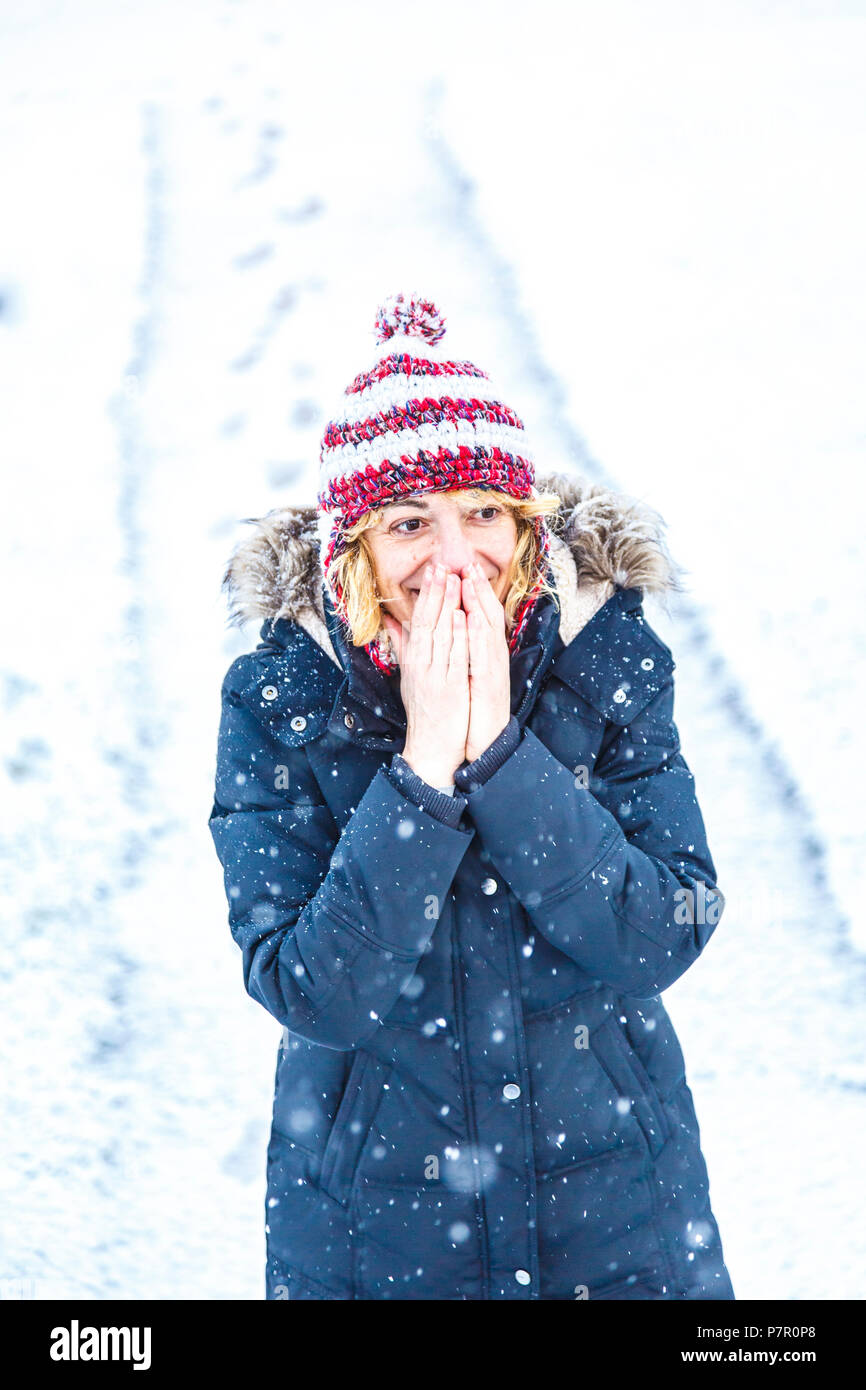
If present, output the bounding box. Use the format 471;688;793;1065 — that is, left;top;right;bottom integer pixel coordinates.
391;507;500;535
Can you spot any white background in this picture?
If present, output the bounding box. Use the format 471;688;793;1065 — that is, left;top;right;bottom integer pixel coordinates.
0;0;863;1299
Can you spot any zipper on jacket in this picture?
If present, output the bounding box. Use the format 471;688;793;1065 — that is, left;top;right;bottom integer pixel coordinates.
449;910;492;1299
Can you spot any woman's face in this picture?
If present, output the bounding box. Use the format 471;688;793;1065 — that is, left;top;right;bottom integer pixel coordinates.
364;490;519;630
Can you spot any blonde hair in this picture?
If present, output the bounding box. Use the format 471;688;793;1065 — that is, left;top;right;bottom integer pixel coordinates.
328;486;563;648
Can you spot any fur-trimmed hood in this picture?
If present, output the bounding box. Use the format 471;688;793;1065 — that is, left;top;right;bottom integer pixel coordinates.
220;472;681;669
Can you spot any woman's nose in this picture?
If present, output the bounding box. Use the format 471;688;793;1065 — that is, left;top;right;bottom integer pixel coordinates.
429;535;475;576
430;553;474;580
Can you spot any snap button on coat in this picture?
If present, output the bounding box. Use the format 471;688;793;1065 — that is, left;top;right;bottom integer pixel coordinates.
641;657;655;670
290;715;307;732
481;877;498;895
343;711;355;728
612;687;627;703
262;685;278;701
503;1083;521;1100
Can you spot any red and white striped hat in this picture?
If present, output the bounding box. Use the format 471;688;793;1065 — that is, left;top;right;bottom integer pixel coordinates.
317;292;552;673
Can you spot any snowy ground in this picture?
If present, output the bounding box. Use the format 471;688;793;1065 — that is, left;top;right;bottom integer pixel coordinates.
0;0;863;1300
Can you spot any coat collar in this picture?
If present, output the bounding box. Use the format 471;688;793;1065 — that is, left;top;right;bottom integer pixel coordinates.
222;471;681;750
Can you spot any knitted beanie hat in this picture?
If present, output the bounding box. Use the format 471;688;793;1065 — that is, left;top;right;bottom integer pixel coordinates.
317;292;552;674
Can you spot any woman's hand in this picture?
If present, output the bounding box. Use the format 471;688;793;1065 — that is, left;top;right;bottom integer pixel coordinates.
461;561;512;763
381;561;470;787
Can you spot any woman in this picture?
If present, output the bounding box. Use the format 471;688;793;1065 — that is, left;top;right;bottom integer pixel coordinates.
208;293;735;1300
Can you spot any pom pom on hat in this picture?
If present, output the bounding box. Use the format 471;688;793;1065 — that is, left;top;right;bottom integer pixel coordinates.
374;292;447;347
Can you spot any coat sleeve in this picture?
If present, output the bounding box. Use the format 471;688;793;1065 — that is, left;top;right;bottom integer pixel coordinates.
208;655;475;1049
455;677;725;998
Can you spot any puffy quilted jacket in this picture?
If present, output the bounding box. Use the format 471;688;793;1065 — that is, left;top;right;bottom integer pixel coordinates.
208;473;735;1300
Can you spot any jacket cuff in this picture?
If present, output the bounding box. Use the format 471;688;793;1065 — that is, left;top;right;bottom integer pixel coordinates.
454;716;522;794
386;756;468;829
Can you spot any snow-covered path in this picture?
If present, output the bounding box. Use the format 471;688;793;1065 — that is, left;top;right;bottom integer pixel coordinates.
1;0;863;1300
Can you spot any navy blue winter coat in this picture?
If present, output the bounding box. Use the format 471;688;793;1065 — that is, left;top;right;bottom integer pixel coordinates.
208;473;735;1300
